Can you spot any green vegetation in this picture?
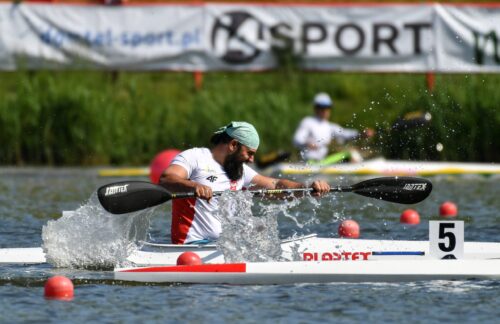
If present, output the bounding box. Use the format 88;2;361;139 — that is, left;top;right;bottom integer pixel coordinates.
0;70;498;165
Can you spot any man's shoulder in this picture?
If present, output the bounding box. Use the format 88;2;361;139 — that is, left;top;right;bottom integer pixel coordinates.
299;116;317;125
174;147;211;166
181;147;210;156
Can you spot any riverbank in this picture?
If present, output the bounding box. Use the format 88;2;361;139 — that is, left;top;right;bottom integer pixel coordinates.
0;71;498;165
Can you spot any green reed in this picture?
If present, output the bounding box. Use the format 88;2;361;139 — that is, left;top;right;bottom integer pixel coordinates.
0;71;498;165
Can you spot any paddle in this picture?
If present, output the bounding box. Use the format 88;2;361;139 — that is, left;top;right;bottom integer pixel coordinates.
255;151;291;169
97;176;432;215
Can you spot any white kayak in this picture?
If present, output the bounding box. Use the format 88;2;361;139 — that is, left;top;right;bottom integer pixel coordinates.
115;259;500;284
3;234;500;266
266;159;500;176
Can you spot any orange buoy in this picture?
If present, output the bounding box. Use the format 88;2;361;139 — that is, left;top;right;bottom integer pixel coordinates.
338;220;360;238
149;149;181;184
176;252;202;266
400;209;420;225
44;276;74;301
440;201;458;217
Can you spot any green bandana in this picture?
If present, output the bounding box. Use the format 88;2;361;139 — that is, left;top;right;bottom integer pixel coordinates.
214;121;260;150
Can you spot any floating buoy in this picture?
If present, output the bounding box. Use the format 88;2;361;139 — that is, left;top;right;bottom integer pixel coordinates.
149;149;181;184
338;220;360;238
400;209;420;225
177;252;202;266
440;201;458;217
44;276;74;301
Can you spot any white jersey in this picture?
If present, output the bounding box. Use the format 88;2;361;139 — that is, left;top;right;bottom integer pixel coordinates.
170;147;257;244
293;116;359;161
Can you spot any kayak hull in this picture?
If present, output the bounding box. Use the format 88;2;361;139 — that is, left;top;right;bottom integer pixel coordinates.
115;259;500;284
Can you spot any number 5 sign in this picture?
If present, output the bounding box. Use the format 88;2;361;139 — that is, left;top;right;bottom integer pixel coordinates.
429;221;464;259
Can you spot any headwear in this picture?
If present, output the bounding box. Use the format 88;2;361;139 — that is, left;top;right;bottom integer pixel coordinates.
214;121;260;150
313;92;333;108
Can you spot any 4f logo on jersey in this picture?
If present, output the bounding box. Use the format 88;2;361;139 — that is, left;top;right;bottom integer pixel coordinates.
206;176;218;183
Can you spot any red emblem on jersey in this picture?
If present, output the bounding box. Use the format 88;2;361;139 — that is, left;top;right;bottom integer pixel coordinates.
230;180;237;191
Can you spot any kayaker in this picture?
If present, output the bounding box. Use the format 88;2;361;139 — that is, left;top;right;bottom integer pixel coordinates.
159;121;330;245
293;92;374;163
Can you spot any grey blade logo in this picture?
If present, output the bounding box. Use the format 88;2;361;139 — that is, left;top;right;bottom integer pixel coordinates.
403;183;427;191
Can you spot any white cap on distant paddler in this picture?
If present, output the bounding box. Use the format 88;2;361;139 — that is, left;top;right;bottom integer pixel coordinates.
313;92;333;108
214;121;260;150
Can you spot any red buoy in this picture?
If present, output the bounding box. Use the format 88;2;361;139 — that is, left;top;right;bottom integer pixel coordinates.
400;209;420;225
149;149;181;184
338;220;360;238
176;252;202;266
44;276;74;301
440;201;458;217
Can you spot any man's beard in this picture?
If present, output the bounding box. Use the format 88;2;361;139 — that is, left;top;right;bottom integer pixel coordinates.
223;150;244;181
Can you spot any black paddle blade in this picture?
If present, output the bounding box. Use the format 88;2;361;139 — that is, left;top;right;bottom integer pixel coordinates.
97;181;171;214
351;177;432;204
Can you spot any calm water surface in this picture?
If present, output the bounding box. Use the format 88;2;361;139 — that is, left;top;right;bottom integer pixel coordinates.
1;168;499;323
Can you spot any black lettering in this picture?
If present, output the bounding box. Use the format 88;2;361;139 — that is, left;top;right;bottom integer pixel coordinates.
473;30;500;65
270;23;293;49
335;23;364;55
404;23;432;54
373;23;398;54
438;223;456;253
441;254;457;260
302;23;327;54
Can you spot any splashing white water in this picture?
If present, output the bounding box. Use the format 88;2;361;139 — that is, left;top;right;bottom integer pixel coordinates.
216;191;282;263
42;193;152;269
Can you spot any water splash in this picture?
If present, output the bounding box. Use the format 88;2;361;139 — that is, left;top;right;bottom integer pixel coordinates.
259;194;304;227
41;193;152;269
260;194;322;229
216;191;282;263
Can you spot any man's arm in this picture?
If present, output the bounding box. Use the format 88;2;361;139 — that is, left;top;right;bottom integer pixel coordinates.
294;118;321;151
159;165;213;200
293;118;312;149
250;174;330;196
330;123;360;143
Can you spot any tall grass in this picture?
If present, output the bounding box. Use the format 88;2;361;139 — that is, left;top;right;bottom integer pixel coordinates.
383;75;500;162
0;71;498;165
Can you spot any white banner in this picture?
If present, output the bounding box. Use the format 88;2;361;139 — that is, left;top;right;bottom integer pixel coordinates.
0;4;205;70
436;5;500;72
0;3;499;72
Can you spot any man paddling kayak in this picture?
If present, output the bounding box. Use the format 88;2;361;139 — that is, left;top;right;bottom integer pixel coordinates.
160;121;330;245
293;93;374;163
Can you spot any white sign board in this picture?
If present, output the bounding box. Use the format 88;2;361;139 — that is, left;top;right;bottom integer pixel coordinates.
0;3;499;71
429;221;464;259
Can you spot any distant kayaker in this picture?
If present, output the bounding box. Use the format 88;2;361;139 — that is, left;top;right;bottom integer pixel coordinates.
160;121;330;244
293;92;374;163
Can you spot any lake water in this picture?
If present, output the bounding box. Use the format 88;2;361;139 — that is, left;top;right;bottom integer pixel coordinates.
1;168;500;323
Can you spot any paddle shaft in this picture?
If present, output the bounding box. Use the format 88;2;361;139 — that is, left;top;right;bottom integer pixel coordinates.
169;186;353;199
171;186;353;199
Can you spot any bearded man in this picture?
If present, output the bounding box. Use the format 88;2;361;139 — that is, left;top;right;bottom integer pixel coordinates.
160;121;330;244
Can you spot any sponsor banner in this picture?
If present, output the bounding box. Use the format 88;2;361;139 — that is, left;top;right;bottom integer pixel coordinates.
0;3;498;72
436;5;500;72
205;4;434;71
0;4;204;70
